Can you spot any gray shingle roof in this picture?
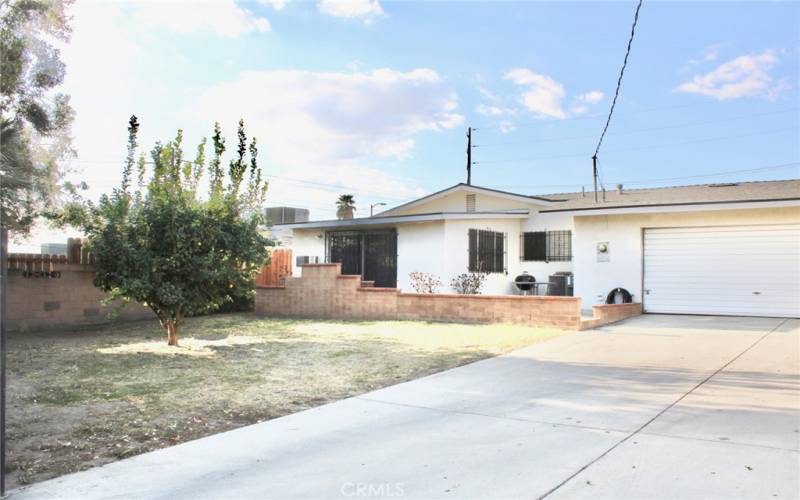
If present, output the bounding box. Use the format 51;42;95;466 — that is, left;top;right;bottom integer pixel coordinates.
536;179;800;212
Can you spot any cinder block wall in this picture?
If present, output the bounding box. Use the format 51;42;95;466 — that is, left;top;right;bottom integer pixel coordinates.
6;264;152;332
256;264;585;329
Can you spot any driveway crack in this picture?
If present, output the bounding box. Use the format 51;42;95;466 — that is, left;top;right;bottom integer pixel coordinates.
538;318;790;500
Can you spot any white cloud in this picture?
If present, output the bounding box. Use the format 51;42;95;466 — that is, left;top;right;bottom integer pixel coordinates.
675;50;789;100
575;90;604;104
135;0;270;38
476;104;516;117
689;43;723;66
189;68;463;166
504;68;567;119
498;121;516;134
318;0;385;21
185;68;459;216
478;86;500;102
570;90;604;114
259;0;287;10
503;69;604;119
42;2;445;240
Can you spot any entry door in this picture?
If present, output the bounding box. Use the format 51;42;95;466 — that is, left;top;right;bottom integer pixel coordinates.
326;230;397;288
643;224;800;318
363;230;397;288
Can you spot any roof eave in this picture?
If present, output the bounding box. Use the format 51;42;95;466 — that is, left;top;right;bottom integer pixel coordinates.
277;210;531;230
539;197;800;215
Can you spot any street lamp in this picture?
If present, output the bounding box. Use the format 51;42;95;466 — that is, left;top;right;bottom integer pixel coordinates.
370;202;387;217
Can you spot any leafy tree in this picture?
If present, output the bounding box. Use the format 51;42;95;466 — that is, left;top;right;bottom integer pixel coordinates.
79;117;270;346
0;0;77;236
336;194;356;220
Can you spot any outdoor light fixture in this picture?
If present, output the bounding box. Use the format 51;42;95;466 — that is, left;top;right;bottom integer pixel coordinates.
370;203;387;217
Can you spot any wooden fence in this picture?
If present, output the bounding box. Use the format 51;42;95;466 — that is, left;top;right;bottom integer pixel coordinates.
7;238;92;275
255;248;292;286
8;238;290;285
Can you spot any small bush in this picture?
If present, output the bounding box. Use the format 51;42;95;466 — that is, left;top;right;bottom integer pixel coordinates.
450;272;487;295
409;272;442;293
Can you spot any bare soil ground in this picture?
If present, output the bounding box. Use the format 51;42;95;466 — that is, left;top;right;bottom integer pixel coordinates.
6;313;562;488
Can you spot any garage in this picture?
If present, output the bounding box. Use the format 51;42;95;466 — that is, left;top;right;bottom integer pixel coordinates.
643;224;800;317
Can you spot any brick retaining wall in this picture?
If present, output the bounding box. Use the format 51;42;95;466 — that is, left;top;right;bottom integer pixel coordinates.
255;264;641;330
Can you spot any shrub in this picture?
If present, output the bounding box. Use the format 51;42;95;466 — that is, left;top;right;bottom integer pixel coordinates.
408;272;442;293
450;272;487;295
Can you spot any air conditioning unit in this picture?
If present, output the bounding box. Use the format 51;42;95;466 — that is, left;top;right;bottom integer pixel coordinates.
548;272;574;296
296;255;320;266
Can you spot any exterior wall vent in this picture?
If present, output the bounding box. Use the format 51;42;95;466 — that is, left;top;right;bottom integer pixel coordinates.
466;194;476;212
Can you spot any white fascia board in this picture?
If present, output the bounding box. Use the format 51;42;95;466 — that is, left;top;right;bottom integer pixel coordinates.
546;199;800;217
278;210;530;230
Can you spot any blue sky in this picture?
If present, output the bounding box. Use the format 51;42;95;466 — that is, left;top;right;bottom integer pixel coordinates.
20;0;798;249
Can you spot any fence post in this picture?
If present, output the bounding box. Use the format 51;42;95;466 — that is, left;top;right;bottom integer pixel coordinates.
67;237;80;264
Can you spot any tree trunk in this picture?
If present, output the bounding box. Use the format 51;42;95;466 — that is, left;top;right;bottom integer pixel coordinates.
166;322;178;346
156;311;182;347
159;317;179;347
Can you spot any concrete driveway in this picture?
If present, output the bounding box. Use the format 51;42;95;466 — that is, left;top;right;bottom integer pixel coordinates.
11;315;800;500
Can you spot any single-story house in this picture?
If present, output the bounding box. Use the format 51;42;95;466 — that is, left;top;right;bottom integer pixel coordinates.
278;179;800;318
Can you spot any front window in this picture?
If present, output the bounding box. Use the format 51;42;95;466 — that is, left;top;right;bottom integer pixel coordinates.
468;229;506;273
521;230;572;262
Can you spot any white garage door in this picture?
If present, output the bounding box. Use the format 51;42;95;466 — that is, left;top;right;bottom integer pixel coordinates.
643;224;800;318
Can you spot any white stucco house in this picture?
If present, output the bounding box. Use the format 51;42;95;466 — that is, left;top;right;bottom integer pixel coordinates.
279;179;800;318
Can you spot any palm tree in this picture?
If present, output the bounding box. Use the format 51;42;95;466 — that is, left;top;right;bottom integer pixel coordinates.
336;194;356;220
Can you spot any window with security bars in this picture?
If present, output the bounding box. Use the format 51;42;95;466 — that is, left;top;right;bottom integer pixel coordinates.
468;229;506;273
521;230;572;262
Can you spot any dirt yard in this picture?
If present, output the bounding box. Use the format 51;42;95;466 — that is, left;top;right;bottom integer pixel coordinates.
6;313;562;488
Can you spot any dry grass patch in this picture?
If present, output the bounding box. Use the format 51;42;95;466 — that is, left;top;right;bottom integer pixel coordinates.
6;313;563;487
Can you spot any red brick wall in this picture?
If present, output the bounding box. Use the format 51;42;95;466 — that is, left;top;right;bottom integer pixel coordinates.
255;263;583;329
6;263;152;332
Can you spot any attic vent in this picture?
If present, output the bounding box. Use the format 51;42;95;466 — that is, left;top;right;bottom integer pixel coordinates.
708;183;739;188
466;194;476;212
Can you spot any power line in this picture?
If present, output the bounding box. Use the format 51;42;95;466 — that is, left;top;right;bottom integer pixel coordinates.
476;126;798;165
486;161;800;191
474;108;798;148
62;159;419;204
594;0;644;158
475;100;729;132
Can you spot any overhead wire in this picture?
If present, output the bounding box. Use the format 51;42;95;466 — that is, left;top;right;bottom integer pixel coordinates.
594;0;644;158
476;126;798;165
486;161;800;191
474;108;798;148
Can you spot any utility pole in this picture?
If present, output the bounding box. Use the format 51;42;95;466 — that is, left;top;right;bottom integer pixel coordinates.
592;154;598;203
466;127;472;185
1;228;7;497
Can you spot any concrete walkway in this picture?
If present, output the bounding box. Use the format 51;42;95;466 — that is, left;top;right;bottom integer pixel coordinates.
10;315;800;500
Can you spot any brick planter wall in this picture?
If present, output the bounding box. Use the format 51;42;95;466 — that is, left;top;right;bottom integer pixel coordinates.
578;303;644;330
256;263;585;329
6;263;152;332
